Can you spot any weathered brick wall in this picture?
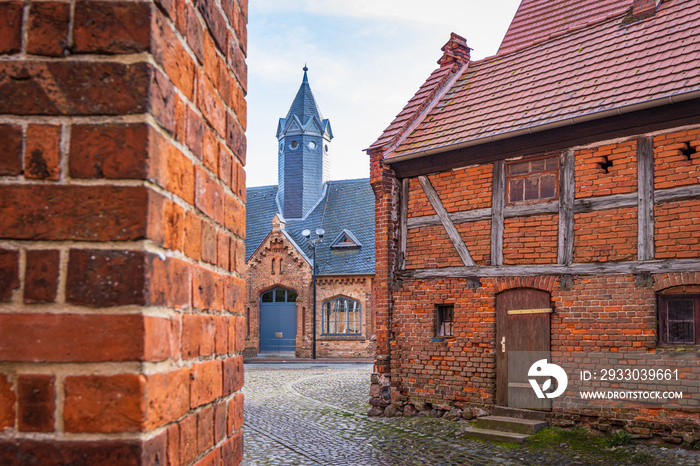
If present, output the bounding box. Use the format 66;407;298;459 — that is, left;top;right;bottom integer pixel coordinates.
654;127;700;189
574;207;638;263
388;274;697;432
0;0;247;463
503;214;558;264
575;141;637;198
655;199;700;259
407;165;492;218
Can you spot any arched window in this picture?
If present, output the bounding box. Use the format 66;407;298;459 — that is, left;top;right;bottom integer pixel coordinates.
260;287;298;303
322;297;361;335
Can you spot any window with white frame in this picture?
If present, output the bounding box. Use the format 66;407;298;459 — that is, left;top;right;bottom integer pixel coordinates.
322;297;361;335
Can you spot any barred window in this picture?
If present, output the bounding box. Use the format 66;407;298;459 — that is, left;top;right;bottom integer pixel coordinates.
437;305;454;337
658;294;700;345
322;297;361;335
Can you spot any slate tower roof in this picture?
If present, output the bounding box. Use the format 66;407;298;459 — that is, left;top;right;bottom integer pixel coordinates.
276;67;333;219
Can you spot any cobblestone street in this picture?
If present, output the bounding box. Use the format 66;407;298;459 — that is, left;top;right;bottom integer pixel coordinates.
242;362;700;466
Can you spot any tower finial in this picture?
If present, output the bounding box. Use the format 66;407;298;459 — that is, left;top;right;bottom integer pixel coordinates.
302;64;308;83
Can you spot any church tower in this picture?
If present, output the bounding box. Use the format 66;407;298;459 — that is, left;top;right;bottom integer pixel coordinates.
276;66;333;219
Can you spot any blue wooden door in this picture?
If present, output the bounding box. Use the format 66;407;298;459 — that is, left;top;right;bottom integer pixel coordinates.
260;302;297;352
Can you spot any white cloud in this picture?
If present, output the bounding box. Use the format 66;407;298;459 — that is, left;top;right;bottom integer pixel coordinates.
245;1;522;187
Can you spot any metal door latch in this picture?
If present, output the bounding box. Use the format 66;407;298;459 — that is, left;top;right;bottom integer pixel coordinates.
501;336;506;353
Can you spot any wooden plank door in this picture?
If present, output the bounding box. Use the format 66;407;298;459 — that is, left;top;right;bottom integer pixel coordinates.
496;288;551;409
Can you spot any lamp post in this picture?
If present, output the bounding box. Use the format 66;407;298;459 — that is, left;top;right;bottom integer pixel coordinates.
302;228;324;359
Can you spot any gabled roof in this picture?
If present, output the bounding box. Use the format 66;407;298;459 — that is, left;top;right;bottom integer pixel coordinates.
245;179;375;275
369;0;700;161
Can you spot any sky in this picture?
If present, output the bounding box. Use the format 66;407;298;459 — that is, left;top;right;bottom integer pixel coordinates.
245;0;522;187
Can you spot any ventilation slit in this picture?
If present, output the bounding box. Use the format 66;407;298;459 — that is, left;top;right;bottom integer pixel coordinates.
682;143;697;160
599;156;613;173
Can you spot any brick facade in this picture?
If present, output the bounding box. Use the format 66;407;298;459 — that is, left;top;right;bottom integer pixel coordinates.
244;218;375;358
369;125;700;442
0;0;247;464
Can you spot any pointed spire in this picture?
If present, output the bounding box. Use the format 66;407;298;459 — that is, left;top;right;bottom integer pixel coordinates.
285;65;323;121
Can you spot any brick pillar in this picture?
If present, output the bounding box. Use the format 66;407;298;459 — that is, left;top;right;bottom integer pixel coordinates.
367;148;400;416
0;0;247;464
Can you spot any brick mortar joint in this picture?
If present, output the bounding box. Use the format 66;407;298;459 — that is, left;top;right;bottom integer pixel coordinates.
153;9;247;145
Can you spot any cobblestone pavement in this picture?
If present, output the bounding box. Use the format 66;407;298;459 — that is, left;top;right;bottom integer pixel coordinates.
242;362;700;466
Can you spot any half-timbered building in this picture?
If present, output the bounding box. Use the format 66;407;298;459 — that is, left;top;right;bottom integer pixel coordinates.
368;0;700;442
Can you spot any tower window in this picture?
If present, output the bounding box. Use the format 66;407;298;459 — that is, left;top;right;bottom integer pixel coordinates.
290;141;298;149
309;141;316;149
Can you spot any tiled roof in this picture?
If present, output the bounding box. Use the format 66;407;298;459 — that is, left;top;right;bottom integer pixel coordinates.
370;0;700;159
497;0;629;55
245;179;375;275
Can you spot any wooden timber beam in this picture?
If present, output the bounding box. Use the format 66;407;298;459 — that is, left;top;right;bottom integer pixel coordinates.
417;175;476;267
398;259;700;279
637;137;655;261
406;185;700;230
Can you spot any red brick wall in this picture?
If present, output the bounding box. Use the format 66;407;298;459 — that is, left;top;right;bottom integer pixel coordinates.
575;141;637;198
0;0;247;464
407;165;492;218
405;220;491;269
654;127;700;189
574;207;638;262
503;214;558;264
655;199;700;259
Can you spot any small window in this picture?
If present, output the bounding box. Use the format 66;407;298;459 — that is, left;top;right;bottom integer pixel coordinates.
261;287;298;303
506;155;559;204
290;140;298;149
658;294;700;345
322;297;361;335
437;305;454;337
330;229;362;249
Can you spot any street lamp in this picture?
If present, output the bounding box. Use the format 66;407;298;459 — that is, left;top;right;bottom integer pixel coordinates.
302;228;324;359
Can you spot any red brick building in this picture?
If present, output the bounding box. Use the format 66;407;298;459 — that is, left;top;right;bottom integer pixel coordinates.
0;0;247;463
244;69;375;359
368;0;700;442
